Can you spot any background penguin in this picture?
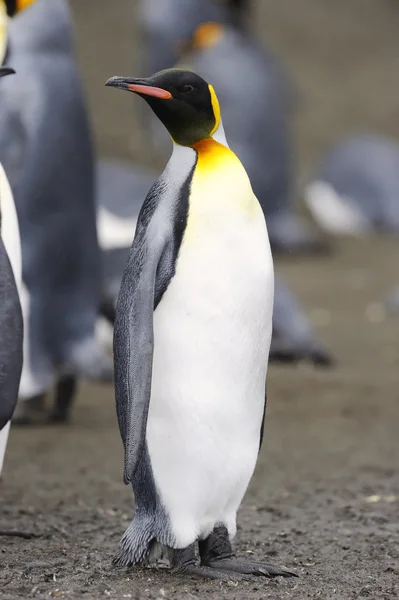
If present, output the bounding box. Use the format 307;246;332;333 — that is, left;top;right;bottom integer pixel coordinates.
0;65;23;476
0;0;112;424
139;0;245;77
305;135;399;236
106;68;295;578
147;22;324;254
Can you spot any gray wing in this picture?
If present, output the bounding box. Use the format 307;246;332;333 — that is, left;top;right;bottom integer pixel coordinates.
114;171;191;484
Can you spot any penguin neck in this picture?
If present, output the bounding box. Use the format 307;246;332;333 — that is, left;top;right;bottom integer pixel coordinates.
8;0;73;55
210;117;229;148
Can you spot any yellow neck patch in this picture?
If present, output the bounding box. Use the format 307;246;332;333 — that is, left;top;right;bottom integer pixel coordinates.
209;85;221;136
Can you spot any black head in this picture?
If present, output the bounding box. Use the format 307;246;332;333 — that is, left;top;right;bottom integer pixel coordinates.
105;69;221;147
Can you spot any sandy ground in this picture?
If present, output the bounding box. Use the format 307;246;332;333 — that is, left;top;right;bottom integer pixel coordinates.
1;1;399;598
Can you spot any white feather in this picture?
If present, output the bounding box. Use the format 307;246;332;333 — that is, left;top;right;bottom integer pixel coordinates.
146;130;274;547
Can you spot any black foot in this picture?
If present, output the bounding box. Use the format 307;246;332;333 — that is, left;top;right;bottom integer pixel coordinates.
48;374;77;423
269;341;333;367
0;530;40;539
12;394;46;425
169;545;244;581
199;526;297;578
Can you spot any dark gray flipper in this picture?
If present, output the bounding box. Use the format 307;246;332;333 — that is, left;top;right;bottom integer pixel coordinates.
114;204;165;484
0;239;23;430
199;526;297;578
113;149;195;565
114;156;194;484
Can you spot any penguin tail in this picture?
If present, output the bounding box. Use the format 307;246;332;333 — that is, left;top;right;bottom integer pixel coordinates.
67;337;114;383
113;516;163;567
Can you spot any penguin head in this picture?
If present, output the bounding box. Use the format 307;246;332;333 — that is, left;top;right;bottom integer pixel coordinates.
4;0;36;17
106;68;221;147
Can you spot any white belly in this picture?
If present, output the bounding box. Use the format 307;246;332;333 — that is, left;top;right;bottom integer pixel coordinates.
146;161;274;548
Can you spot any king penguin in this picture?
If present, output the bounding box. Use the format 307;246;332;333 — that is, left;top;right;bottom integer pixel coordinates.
0;63;23;475
106;68;296;578
0;0;112;424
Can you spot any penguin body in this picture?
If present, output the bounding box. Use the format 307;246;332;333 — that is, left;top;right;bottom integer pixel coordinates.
106;69;294;578
144;138;271;549
305;135;399;236
0;0;111;422
0;65;23;474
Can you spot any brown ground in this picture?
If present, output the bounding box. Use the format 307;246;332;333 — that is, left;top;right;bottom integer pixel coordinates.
1;1;399;598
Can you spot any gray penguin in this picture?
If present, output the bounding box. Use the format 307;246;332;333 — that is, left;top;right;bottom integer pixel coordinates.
139;0;244;76
0;66;23;476
0;0;112;425
305;135;399;236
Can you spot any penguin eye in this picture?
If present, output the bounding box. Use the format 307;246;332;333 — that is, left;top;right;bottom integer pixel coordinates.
180;85;194;95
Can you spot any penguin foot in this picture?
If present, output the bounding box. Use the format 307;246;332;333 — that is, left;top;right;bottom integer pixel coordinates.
269;340;333;367
199;526;297;579
168;545;244;581
47;374;77;423
12;394;47;425
0;530;40;539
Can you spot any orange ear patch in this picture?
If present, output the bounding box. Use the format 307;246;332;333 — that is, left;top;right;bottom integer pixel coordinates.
17;0;36;11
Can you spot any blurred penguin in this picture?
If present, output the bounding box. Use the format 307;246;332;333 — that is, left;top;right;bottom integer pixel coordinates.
96;160;332;367
305;135;399;236
0;63;23;475
139;0;246;76
0;0;112;425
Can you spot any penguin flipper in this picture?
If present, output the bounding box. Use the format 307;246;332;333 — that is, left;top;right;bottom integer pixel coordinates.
113;182;174;485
